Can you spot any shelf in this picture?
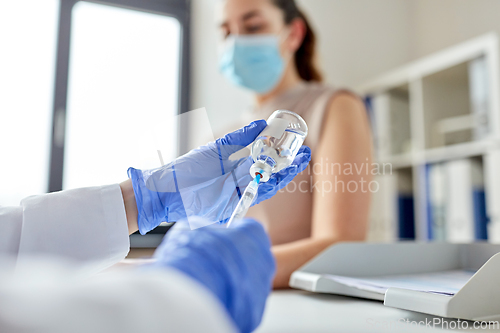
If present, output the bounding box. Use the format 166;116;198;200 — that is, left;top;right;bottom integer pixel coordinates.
422;61;473;149
420;140;493;165
361;33;500;242
380;139;498;169
356;33;497;95
388;85;412;155
378;153;413;169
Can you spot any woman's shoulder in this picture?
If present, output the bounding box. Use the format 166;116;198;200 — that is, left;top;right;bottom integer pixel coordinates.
301;82;362;106
308;83;365;117
300;82;365;151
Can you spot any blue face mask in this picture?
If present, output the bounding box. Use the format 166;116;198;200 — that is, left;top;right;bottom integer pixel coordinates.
219;34;285;94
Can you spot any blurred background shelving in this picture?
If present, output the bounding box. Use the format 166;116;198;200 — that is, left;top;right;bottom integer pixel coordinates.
359;33;500;243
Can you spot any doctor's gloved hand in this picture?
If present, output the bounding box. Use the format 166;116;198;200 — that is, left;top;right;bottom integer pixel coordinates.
128;120;311;234
151;217;275;333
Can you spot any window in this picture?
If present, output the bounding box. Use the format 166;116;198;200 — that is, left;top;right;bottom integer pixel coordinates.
63;2;181;189
0;0;59;206
0;0;190;204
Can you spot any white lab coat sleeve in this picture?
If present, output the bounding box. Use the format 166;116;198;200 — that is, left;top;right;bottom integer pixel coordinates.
0;259;237;333
9;184;129;271
0;206;23;256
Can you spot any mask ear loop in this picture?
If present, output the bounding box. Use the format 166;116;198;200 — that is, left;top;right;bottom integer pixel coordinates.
217;34;236;58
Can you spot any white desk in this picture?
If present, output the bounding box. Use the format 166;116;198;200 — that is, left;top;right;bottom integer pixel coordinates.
255;290;500;333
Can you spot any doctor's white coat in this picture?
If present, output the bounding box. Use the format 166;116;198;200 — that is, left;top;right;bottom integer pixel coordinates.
0;184;236;333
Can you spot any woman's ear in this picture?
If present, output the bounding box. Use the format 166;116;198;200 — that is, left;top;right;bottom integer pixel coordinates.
287;17;306;52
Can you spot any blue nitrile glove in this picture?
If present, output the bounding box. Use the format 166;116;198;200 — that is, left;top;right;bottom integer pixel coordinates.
254;145;311;204
151;217;275;333
128;120;311;234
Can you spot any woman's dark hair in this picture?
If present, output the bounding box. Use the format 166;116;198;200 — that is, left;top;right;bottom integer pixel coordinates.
271;0;323;82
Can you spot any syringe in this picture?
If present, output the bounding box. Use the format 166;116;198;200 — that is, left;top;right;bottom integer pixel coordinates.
226;172;262;228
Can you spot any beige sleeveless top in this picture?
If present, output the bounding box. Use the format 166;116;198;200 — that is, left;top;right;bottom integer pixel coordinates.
239;82;342;245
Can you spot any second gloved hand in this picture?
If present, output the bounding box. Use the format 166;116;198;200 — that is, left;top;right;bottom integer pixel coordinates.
150;217;275;333
128;121;311;234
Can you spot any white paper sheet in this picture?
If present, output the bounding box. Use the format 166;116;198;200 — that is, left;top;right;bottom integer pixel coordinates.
324;270;475;296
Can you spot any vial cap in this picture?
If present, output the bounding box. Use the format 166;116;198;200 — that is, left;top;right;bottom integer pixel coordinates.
250;161;272;182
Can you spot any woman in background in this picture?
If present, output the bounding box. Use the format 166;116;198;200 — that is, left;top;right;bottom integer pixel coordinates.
217;0;373;288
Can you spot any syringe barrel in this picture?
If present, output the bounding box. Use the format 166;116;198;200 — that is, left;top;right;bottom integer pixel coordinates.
226;179;259;227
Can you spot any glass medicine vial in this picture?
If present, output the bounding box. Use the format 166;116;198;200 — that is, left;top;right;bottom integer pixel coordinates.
250;110;308;182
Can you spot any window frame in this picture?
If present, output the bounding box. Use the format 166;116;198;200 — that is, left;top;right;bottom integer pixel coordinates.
48;0;191;192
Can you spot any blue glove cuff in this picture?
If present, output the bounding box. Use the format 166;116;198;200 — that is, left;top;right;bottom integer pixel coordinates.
128;167;185;235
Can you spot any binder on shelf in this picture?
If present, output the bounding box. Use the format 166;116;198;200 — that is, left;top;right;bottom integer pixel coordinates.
397;194;415;240
372;93;391;159
427;163;447;241
397;169;415;240
388;89;412;155
444;159;486;242
473;189;488;240
468;56;490;141
368;171;416;242
367;174;397;242
425;159;487;242
364;95;375;138
289;242;500;321
484;150;500;243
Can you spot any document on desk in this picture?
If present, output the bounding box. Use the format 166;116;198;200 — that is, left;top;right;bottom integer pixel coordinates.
324;270;475;296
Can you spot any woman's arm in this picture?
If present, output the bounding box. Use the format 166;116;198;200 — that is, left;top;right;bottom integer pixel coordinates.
272;92;373;288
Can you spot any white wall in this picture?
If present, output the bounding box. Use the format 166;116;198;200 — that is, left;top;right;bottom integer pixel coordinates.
190;0;253;134
190;0;414;133
410;0;500;59
295;0;413;87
